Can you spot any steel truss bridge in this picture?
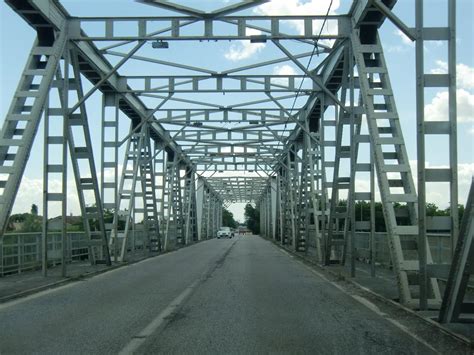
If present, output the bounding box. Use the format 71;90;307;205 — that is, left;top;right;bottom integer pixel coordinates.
0;0;472;325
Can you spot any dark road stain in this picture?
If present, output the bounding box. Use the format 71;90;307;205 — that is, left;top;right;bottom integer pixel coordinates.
201;240;239;283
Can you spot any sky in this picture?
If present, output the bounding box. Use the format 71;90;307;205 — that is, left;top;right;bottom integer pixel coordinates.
0;0;473;223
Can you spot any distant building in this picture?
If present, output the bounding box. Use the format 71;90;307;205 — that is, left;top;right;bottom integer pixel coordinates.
11;222;24;231
48;216;82;231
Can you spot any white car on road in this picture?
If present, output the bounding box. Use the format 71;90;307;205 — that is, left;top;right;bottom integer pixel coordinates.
217;227;234;239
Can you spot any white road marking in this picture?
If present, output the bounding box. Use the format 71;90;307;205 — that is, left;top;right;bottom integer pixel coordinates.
118;280;199;355
118;239;236;354
351;295;440;354
274;243;441;355
0;281;78;311
0;242;212;311
277;247;294;258
0;253;171;311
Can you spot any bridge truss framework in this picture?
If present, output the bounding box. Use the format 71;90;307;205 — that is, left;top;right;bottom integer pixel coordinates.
0;0;472;322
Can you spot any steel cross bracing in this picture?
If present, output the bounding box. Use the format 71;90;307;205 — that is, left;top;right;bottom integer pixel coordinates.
257;0;457;312
439;178;474;323
0;0;462;317
205;176;267;203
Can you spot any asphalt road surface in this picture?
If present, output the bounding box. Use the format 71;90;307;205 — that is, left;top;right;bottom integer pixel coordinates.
0;236;439;354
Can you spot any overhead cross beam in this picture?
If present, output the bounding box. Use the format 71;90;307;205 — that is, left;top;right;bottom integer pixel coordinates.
68;16;349;41
136;0;206;17
136;0;270;19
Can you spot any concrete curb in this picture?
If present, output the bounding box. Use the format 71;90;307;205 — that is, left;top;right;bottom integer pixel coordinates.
263;236;473;350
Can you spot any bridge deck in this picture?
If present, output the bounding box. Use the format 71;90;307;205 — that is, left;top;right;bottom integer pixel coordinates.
0;236;469;354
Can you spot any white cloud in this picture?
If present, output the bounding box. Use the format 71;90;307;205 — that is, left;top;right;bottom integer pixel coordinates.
11;164;125;218
425;89;474;123
354;178;381;201
223;1;341;61
408;160;474;207
430;60;448;74
224;28;265;61
385;45;407;54
458;163;474;187
255;0;340;17
430;60;474;90
11;177;44;215
273;64;297;76
352;161;473;209
394;29;414;46
425;62;474;124
272;64;298;85
255;0;340;36
12;176;81;217
456;64;474;89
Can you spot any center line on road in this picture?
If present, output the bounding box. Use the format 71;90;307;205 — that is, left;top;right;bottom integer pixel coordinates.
118;239;238;354
118;279;199;355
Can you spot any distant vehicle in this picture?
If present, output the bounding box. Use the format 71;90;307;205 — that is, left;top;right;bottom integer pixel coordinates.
217;226;234;239
237;226;251;235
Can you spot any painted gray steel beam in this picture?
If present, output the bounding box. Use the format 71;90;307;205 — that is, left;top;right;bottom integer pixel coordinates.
14;0;196;173
439;178;474;323
136;0;207;17
68;15;349;41
269;44;346;174
0;26;68;236
415;0;458;310
275;0;397;170
1;0;226;252
137;0;270;19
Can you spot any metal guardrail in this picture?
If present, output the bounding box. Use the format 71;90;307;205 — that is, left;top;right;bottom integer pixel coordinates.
0;231;148;277
354;233;474;290
1;232;87;277
353;232;453;266
305;230;453;266
0;230;453;277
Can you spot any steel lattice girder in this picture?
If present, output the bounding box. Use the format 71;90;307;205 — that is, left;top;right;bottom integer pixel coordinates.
68;15;349;41
0;0;386;232
206;177;268;203
0;0;460;313
0;0;378;222
117;75;321;94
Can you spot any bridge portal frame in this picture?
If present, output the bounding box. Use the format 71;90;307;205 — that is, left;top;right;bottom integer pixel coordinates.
0;0;464;318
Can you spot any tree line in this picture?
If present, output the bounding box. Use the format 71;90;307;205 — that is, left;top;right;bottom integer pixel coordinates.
7;201;464;234
350;201;464;232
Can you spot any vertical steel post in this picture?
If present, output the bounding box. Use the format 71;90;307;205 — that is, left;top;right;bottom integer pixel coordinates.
42;95;49;277
319;94;329;264
415;0;428;312
277;174;284;244
349;46;356;278
448;0;458;254
196;177;204;241
184;167;193;245
370;148;376;277
60;50;69;277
